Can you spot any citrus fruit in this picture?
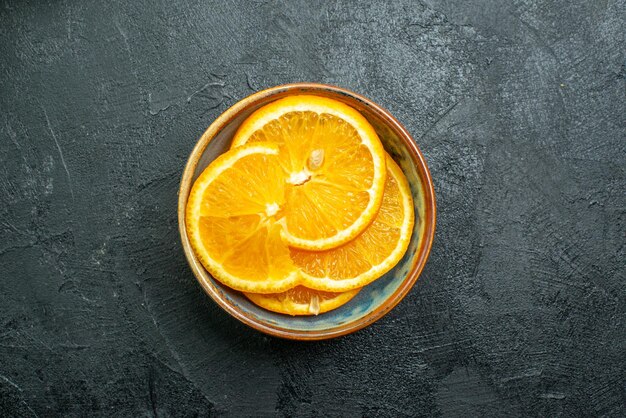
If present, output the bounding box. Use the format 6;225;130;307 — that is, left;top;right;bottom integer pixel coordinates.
245;286;360;316
185;143;300;293
292;155;414;292
231;95;387;250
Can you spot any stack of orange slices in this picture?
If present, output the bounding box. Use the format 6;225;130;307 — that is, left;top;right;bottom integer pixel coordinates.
186;95;414;315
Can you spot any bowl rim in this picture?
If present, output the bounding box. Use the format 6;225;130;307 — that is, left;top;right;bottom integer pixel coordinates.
178;82;436;341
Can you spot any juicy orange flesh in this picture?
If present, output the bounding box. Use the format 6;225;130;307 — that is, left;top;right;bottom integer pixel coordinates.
290;164;405;279
199;153;285;218
244;111;376;241
261;285;348;305
196;152;295;283
245;285;360;315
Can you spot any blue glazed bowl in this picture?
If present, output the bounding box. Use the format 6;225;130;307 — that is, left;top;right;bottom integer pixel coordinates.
178;83;436;340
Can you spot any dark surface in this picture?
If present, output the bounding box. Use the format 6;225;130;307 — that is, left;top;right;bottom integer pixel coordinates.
1;0;624;416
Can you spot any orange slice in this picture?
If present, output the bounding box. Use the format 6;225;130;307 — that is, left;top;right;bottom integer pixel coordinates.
292;155;414;292
185;143;300;293
231;95;386;250
245;286;360;316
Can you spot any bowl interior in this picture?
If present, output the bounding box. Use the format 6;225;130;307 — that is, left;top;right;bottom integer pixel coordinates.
185;87;431;337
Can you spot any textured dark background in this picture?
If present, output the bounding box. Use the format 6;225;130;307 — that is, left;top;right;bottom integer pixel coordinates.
1;0;624;416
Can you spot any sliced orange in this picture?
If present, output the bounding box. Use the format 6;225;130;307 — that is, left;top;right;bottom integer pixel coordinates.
185;143;300;293
231;95;386;250
291;155;414;292
245;286;360;316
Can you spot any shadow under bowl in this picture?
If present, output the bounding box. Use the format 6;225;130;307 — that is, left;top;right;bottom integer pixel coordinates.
178;83;436;340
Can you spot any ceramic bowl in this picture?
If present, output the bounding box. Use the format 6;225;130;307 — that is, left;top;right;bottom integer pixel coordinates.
178;83;436;340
